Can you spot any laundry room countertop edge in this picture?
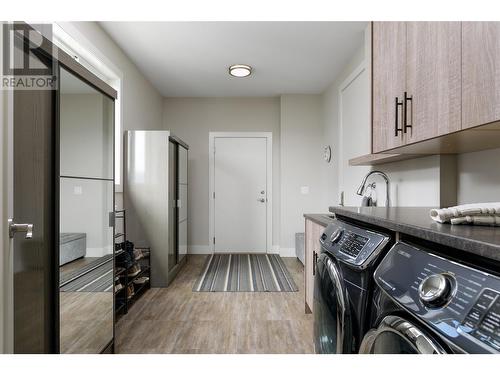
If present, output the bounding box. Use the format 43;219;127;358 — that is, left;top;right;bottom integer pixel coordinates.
303;213;333;227
328;206;500;263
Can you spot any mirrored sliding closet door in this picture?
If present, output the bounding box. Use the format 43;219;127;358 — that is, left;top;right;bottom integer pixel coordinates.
58;66;115;354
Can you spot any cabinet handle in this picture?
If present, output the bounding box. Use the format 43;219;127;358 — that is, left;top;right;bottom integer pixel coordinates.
313;251;317;276
394;96;403;136
403;91;413;133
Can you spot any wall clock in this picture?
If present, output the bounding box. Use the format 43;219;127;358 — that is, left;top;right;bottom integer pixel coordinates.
323;145;332;163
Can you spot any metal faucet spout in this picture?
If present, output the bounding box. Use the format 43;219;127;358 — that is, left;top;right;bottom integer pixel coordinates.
356;170;390;207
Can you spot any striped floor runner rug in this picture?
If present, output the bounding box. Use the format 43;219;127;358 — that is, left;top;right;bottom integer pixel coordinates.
60;254;113;292
193;254;298;292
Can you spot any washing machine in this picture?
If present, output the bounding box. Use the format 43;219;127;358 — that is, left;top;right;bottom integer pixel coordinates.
313;218;392;353
360;241;500;354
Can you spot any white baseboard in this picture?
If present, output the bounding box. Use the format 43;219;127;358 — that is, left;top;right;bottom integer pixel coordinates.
269;245;280;254
86;247;112;258
278;247;296;258
186;245;297;257
188;246;211;255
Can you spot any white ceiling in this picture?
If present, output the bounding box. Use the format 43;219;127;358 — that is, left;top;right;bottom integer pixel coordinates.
100;22;367;97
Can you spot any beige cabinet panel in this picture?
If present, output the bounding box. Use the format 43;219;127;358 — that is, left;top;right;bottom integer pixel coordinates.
304;218;325;314
406;22;461;143
372;22;407;153
462;22;500;129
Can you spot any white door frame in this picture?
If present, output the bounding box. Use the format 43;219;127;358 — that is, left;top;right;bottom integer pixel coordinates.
208;132;272;254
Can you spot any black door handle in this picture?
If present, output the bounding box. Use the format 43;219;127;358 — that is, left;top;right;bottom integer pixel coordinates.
313;251;317;276
395;96;403;136
403;91;413;133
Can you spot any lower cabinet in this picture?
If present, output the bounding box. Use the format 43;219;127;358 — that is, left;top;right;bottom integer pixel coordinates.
304;218;326;314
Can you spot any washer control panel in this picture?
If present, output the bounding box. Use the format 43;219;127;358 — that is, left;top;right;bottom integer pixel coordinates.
319;219;390;269
375;242;500;353
462;289;500;348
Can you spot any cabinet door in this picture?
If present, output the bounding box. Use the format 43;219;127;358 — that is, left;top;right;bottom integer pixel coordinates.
372;22;407;153
304;219;325;314
406;22;461;143
462;22;500;129
304;219;314;313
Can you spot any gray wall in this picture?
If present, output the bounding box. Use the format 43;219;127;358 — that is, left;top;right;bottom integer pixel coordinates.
162;97;281;254
280;94;324;252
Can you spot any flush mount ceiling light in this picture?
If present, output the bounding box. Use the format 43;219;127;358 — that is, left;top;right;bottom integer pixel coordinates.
229;64;252;78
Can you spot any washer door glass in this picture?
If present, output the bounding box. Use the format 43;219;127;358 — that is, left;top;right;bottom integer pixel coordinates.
371;331;419;354
313;253;351;353
359;316;445;354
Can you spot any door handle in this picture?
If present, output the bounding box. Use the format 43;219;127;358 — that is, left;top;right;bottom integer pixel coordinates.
394;96;403;136
313;251;318;276
257;198;266;203
403;91;413;134
8;219;33;239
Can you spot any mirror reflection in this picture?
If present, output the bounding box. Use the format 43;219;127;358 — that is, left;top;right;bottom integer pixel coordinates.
59;67;114;354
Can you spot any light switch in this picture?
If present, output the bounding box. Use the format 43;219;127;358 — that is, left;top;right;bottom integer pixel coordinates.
300;186;310;195
73;186;83;195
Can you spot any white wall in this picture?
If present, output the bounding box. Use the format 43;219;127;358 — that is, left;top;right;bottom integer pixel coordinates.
457;148;500;204
280;95;324;254
163;97;281;254
60;22;164;244
322;47;365;206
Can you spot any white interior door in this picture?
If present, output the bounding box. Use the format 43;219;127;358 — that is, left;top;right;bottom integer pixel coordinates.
213;137;268;253
339;65;371;206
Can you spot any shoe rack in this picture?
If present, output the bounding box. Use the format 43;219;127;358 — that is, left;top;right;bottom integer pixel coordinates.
114;209;151;318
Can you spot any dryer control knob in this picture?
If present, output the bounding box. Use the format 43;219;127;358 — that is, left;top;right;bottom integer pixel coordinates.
418;273;453;307
330;228;343;243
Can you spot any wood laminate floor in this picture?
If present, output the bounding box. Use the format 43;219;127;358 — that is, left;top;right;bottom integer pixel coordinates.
116;255;314;354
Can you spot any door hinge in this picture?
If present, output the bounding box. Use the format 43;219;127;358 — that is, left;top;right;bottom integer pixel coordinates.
213;192;215;199
213;237;215;244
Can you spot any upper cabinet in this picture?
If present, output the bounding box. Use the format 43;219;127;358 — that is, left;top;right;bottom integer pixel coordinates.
406;22;461;143
353;21;500;164
462;22;500;129
372;22;406;153
372;22;461;153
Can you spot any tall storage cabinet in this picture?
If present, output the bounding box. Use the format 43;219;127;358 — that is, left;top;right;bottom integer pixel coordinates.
125;131;189;287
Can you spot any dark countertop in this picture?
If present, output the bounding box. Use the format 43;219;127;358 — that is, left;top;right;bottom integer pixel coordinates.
327;206;500;263
303;213;333;227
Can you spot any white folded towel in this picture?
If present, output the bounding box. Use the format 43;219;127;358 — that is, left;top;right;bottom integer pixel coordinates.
430;202;500;225
450;215;500;226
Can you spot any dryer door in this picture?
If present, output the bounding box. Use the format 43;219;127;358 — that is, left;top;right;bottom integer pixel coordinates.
359;315;446;354
313;253;352;353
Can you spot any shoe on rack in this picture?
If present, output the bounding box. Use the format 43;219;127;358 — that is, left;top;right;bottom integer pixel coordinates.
133;248;144;261
127;284;135;300
115;282;124;293
133;276;149;285
136;247;150;258
128;263;141;277
116;250;134;269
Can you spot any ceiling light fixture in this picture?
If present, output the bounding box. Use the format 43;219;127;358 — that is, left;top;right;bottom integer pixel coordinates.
229;64;252;78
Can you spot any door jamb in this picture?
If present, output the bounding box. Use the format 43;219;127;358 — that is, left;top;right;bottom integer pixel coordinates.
208;132;272;254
